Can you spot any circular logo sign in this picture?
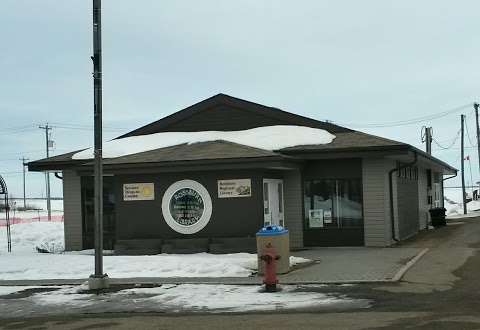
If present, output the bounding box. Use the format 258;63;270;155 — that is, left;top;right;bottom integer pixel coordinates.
162;180;212;234
169;188;204;226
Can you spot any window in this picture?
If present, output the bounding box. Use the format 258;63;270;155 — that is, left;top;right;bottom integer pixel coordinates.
278;182;283;213
263;182;269;215
304;179;363;229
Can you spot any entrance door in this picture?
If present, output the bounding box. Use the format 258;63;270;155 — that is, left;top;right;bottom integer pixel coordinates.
263;179;285;227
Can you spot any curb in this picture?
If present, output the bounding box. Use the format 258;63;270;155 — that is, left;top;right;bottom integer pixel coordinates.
390;247;429;282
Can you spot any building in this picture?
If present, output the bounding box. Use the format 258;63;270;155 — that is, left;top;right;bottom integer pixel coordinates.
28;94;456;253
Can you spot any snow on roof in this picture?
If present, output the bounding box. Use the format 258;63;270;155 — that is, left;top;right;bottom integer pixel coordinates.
72;125;336;160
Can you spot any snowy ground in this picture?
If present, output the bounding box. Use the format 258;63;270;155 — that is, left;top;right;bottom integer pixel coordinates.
0;199;64;225
444;189;480;218
0;222;310;280
0;284;371;315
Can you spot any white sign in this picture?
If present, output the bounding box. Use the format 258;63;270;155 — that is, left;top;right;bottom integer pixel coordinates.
309;209;324;228
123;183;155;201
218;179;252;198
323;210;332;224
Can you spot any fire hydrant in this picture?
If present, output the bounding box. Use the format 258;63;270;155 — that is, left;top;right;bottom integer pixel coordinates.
260;243;281;292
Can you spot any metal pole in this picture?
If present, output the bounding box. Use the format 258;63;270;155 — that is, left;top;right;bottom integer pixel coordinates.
92;0;106;283
461;114;467;214
0;175;11;252
20;157;28;208
475;103;480;183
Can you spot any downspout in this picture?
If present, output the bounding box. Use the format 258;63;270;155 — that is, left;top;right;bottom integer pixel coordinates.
388;151;418;242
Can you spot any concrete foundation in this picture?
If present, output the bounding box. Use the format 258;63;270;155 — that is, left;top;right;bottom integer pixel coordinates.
88;274;110;290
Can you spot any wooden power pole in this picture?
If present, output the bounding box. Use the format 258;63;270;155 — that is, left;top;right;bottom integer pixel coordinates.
39;124;52;221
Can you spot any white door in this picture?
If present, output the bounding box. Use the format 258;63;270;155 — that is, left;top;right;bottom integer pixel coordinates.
263;179;285;227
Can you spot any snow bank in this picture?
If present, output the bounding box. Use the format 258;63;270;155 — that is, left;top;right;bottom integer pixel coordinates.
16;284;370;312
0;286;41;296
0;252;310;280
0;222;311;280
0;222;64;254
73;125;336;159
120;284;362;312
444;194;480;218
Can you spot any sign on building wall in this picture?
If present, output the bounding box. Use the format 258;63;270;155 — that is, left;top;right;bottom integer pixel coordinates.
123;183;155;201
309;209;324;228
162;179;213;234
218;179;252;198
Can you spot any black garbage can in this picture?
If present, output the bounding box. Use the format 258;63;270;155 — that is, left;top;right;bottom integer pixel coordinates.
429;207;447;227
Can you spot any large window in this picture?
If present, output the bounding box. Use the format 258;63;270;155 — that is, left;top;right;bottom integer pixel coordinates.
304;179;363;229
81;176;116;249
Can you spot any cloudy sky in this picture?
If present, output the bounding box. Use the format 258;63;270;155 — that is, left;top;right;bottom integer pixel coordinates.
1;0;479;198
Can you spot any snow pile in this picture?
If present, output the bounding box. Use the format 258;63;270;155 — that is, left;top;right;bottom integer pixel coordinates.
0;252;310;280
0;222;311;280
30;286;94;308
73;125;336;160
290;256;312;267
0;222;64;254
444;196;480;218
7;284;369;312
118;284;365;312
0;286;41;296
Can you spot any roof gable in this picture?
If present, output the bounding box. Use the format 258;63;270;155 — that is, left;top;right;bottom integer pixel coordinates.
117;93;352;138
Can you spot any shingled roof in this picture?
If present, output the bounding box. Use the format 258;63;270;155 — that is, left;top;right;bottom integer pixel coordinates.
27;94;456;173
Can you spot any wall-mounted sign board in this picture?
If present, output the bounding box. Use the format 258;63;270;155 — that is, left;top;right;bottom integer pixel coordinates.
123;183;155;201
323;210;332;224
218;179;251;198
309;209;324;228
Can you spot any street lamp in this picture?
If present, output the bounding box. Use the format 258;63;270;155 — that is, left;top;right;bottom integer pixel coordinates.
88;0;109;290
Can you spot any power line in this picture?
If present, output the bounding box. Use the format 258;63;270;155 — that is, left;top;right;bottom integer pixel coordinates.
341;103;472;128
432;129;461;150
0;122;129;136
464;118;477;148
433;146;478;153
0;124;36;132
0;127;37;136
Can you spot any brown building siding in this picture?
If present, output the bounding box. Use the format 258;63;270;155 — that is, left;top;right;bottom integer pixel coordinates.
114;169;282;241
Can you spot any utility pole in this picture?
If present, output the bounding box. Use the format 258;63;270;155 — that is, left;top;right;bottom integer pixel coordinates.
422;126;433;155
474;103;480;180
39;124;52;221
461;114;467;215
89;0;109;290
20;157;29;208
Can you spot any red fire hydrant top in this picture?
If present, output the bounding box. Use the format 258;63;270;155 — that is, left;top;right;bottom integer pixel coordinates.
260;244;281;291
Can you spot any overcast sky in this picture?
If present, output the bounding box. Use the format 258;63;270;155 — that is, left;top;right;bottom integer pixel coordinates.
1;0;479;198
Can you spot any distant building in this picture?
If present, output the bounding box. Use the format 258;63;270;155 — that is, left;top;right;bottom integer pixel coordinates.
29;94;456;253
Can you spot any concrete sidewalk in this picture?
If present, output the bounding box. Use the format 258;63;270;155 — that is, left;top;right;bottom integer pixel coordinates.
0;246;427;286
281;247;427;283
